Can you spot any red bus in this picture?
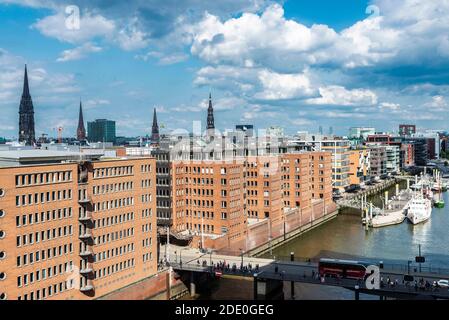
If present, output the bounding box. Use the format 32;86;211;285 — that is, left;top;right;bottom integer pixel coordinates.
318;258;368;280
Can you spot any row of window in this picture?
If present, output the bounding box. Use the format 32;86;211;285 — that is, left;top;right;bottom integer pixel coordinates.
16;225;73;247
17;261;74;287
141;194;152;203
140;164;152;173
94;243;135;262
15;171;72;187
15;190;73;207
93;197;134;211
94;166;134;178
186;223;215;234
92;181;134;195
93;212;135;229
17;244;74;267
95;258;135;279
17;280;72;300
94;228;135;246
15;208;73;227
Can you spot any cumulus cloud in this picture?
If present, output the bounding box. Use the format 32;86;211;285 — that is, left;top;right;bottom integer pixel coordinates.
255;70;315;100
135;51;189;65
424;95;448;110
57;42;102;62
379;102;401;110
33;11;115;44
306;86;378;106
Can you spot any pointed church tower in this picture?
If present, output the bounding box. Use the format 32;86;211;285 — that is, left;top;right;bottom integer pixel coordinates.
206;93;215;139
207;93;215;130
77;100;86;141
150;108;160;146
18;65;36;145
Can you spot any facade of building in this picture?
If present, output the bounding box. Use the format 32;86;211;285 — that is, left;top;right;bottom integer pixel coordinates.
151;149;172;226
403;138;428;166
320;140;351;191
171;159;246;249
348;149;371;185
399;124;416;137
385;145;400;174
349;127;375;140
18;65;35;146
169;151;334;250
87;119;116;144
400;143;415;168
0;151;157;300
369;145;387;177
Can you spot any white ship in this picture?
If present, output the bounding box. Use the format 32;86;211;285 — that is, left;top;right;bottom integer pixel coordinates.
370;190;412;228
407;193;432;225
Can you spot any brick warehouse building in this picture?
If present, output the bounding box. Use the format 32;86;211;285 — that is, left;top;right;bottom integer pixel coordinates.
168;151;335;253
0;150;157;300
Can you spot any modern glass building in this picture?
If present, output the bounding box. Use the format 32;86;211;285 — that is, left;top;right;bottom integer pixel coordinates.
87;119;116;143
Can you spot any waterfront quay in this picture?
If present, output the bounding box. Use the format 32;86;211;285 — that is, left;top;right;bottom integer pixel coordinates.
166;247;449;300
337;177;407;210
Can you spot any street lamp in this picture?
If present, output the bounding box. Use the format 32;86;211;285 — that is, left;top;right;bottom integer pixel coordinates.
209;249;214;268
240;248;244;268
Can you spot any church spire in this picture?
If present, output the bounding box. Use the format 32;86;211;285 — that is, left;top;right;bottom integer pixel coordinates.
77;100;86;141
18;64;35;145
23;64;30;98
207;93;215;130
150;107;160;146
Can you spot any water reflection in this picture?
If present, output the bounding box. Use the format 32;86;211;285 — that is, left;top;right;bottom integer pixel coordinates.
271;188;449;268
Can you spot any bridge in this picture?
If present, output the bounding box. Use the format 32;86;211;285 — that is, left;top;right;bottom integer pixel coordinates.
166;248;449;300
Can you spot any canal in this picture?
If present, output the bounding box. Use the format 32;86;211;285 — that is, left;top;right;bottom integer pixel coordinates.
194;181;449;300
269;181;449;268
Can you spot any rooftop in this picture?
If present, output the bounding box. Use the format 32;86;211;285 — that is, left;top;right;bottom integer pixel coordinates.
0;149;103;167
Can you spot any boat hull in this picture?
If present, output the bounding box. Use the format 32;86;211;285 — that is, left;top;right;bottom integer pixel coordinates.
371;211;406;228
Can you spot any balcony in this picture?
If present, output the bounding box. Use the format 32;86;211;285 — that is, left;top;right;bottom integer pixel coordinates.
78;213;92;222
79;248;93;258
79;232;93;240
80;284;94;293
80;265;94;275
78;197;91;204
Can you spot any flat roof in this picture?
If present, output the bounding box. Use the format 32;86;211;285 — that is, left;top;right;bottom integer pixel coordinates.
0;150;103;167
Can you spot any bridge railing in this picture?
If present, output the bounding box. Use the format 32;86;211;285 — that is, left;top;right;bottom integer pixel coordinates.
272;255;449;276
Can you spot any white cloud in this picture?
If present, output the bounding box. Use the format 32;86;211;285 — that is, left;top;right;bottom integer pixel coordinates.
33;11;115;44
57;42;102;62
424;95;448;110
306;86;378;106
135;51;188;65
115;17;149;51
84;99;110;109
379;102;400;110
190;2;449;71
255;70;315;100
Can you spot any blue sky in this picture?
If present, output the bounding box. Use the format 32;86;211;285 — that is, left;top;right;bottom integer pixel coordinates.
0;0;448;139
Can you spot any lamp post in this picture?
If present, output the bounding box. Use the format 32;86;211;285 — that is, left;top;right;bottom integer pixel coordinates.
210;249;213;267
240;248;244;268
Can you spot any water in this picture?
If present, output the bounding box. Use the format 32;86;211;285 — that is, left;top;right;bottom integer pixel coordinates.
194;183;449;300
271;189;449;269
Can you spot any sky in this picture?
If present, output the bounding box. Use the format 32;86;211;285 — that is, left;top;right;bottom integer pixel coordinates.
0;0;449;139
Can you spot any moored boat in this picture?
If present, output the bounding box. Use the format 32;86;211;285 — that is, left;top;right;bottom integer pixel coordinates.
407;193;432;225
